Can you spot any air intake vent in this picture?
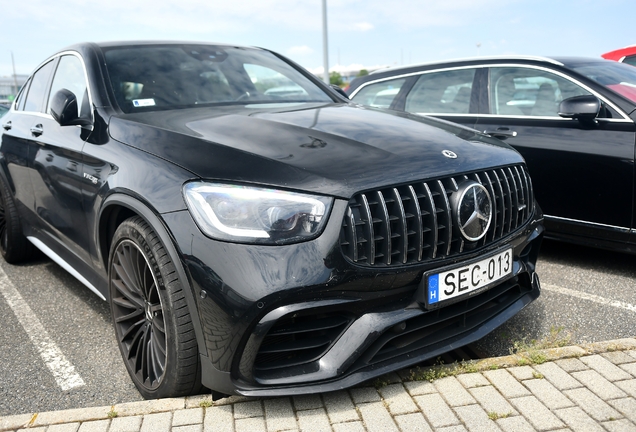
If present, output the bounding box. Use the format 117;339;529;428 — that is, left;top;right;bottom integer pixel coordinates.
253;312;352;374
340;165;533;267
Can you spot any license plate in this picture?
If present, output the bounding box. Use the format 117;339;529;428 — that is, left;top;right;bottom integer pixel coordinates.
426;248;512;307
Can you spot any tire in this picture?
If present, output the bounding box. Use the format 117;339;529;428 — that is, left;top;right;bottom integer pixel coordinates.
0;176;34;264
108;216;202;399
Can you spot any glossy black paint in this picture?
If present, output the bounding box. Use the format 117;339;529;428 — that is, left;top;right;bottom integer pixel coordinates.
348;56;636;253
0;42;543;397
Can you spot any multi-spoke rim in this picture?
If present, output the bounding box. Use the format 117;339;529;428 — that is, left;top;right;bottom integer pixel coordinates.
110;239;167;390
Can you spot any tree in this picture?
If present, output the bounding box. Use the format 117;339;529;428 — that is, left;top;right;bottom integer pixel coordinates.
357;69;369;77
330;71;343;86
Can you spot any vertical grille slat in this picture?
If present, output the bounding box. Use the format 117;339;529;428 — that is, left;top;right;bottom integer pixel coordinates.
422;183;438;259
341;164;533;267
360;194;375;265
436;180;453;257
375;191;391;265
406;185;424;262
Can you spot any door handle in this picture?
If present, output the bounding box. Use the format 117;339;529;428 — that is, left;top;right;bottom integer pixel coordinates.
484;128;518;140
30;124;44;137
2;121;11;131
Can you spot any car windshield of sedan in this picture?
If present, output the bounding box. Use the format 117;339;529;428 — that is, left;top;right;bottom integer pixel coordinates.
103;44;333;113
571;61;636;103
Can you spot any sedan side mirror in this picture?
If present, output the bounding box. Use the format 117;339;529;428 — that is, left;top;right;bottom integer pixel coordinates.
558;95;600;122
50;89;92;127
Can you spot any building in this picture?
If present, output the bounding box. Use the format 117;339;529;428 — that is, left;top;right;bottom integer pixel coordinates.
0;75;28;103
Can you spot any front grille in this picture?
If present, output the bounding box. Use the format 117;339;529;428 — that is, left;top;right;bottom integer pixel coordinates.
253;312;352;374
340;165;533;266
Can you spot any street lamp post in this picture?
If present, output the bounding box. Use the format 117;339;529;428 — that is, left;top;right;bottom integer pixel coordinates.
322;0;329;85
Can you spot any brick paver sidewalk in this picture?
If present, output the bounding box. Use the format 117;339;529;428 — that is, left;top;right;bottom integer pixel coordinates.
2;338;635;432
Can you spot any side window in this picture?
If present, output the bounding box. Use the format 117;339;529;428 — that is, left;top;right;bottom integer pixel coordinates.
15;78;31;111
23;60;56;113
48;55;89;118
623;55;636;67
489;67;590;117
405;69;476;114
350;78;406;109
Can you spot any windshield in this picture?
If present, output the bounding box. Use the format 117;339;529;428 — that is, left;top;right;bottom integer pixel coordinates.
571;61;636;103
102;44;332;113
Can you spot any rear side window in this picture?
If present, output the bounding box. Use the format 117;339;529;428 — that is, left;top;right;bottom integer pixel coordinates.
350;78;406;109
405;69;476;114
23;60;55;113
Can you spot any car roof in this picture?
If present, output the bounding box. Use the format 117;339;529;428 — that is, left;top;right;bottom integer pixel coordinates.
354;55;608;83
368;56;565;75
602;45;636;61
93;40;256;49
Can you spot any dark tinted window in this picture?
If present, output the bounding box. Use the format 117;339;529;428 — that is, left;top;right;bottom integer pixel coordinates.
102;44;332;113
623;55;636;67
23;60;55;113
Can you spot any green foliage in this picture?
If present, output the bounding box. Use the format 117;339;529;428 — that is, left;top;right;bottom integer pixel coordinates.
330;71;343;86
357;69;369;77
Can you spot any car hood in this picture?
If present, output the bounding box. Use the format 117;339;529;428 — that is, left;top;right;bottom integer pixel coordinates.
108;103;523;198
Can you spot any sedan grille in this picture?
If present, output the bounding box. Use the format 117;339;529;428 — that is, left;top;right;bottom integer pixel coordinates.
340;165;533;266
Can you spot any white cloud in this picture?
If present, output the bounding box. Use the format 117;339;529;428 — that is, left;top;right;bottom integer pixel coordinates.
353;22;374;32
287;45;315;56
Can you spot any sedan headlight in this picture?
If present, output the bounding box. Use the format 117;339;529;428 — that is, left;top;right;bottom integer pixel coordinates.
183;182;333;244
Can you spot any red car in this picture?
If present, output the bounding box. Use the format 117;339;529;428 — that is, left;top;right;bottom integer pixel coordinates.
602;45;636;66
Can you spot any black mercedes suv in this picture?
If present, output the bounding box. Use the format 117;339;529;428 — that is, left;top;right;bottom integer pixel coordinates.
0;41;543;398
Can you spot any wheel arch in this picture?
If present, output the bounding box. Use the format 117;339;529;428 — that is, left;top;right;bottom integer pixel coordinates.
98;193;208;366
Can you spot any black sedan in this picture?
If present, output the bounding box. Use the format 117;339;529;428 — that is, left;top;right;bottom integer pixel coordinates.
348;56;636;253
0;42;543;399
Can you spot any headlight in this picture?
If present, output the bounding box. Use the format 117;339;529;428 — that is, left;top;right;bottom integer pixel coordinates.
183;182;333;244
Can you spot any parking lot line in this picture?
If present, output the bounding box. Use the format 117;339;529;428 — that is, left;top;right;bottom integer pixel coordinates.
542;283;636;313
0;266;85;391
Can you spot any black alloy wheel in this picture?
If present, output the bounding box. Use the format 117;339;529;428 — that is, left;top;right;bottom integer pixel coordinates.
110;238;167;390
109;216;202;398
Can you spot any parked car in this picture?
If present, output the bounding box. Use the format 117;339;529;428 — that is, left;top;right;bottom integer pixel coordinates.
0;103;9;118
0;42;543;399
602;45;636;66
348;56;636;253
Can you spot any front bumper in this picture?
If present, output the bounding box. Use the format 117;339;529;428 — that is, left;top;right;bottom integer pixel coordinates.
164;200;543;396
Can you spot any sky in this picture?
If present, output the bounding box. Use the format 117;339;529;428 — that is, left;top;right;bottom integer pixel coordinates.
1;0;635;77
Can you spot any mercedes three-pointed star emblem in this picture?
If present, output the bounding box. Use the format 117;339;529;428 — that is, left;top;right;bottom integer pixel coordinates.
452;181;492;242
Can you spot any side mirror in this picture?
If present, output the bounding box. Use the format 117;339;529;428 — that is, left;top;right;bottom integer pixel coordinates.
558;95;600;122
330;84;349;100
50;89;92;127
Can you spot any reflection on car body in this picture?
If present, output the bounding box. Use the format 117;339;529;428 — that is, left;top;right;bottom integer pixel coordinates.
0;42;543;399
348;56;636;253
